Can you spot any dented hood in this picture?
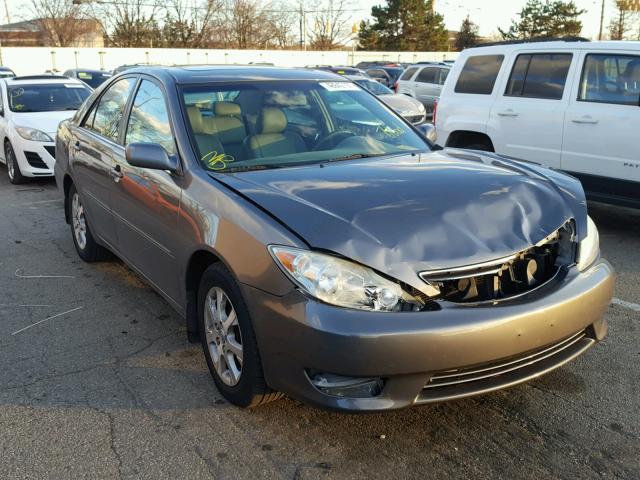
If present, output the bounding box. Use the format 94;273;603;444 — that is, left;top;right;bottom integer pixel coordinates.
214;150;587;293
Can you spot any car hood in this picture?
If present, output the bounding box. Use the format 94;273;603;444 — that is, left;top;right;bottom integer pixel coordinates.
214;149;587;294
377;94;423;115
11;111;75;137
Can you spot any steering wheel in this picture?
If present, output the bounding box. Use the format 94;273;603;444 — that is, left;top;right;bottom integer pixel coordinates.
313;130;355;151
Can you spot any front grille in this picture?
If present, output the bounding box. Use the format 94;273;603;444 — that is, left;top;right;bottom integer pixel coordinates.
24;151;48;169
420;221;576;303
417;329;594;403
44;145;56;159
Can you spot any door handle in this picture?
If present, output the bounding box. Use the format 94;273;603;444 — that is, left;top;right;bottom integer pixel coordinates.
497;109;519;117
73;141;81;151
110;164;124;182
571;116;598;124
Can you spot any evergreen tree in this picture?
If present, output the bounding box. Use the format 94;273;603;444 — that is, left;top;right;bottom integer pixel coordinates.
499;0;585;40
358;0;448;51
455;15;479;51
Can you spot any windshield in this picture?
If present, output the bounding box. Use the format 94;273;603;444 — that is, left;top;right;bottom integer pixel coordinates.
76;71;112;89
181;80;429;173
353;78;393;95
8;83;91;112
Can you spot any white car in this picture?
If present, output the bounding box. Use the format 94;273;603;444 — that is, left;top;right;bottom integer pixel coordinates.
395;62;451;116
0;75;91;184
435;39;640;208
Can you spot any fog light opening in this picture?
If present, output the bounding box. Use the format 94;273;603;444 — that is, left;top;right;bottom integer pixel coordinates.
308;372;384;398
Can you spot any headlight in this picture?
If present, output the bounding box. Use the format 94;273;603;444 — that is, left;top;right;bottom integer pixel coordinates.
417;103;425;113
269;245;421;311
15;127;53;142
577;216;599;271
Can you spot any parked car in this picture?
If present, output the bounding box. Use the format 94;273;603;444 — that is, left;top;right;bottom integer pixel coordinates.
364;66;405;88
0;75;91;184
55;65;613;411
308;65;369;76
395;63;451;116
0;66;16;78
63;68;112;89
347;75;426;124
435;39;640;208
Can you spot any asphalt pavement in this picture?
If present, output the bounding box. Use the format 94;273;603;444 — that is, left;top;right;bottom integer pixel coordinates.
0;170;638;480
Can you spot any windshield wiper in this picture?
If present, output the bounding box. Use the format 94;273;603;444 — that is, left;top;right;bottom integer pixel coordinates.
324;153;386;163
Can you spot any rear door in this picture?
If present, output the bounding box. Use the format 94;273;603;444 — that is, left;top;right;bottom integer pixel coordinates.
69;76;137;247
111;77;183;302
562;51;640;202
488;51;575;168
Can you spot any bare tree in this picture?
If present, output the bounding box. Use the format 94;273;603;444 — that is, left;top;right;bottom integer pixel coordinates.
307;0;353;50
269;1;297;48
162;0;221;48
89;0;161;47
219;0;278;49
29;0;96;47
609;0;640;40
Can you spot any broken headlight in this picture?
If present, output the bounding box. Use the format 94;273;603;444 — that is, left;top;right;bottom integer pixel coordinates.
577;216;599;272
269;245;421;311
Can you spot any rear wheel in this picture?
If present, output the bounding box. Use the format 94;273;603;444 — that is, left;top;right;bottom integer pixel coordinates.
198;263;282;407
5;141;26;184
68;184;111;262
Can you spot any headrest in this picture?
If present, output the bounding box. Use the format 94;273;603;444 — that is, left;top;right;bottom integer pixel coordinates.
186;105;203;132
214;101;241;116
260;107;287;134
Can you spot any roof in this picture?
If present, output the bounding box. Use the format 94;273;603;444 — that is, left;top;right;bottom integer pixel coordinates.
0;20;40;32
124;65;344;83
463;40;640;55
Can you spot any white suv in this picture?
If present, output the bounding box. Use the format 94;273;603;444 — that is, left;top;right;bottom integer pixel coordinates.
0;75;91;184
395;63;451;116
435;40;640;208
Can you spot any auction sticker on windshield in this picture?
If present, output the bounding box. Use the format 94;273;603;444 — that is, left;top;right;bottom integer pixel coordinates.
319;82;360;91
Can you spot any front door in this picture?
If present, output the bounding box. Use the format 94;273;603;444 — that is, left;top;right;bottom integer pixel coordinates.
110;78;183;302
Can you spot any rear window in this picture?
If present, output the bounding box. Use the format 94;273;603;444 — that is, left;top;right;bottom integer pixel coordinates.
505;53;573;100
455;55;504;95
8;83;91;112
400;67;418;81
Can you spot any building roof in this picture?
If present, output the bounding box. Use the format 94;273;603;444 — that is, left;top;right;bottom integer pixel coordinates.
0;20;40;32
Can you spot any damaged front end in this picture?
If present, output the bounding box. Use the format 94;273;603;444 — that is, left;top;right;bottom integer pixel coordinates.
420;221;577;304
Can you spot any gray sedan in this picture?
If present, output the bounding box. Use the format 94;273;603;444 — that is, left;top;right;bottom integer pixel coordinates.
347;75;427;125
55;66;614;411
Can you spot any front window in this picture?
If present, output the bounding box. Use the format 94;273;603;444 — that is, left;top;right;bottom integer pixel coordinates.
578;53;640;106
8;83;91;112
182;80;429;173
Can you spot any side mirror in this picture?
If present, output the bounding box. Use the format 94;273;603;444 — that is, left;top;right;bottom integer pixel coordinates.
125;142;178;172
415;123;437;144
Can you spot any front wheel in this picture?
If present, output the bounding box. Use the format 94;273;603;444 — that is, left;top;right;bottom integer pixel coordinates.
68;184;111;262
5;141;26;184
198;263;282;407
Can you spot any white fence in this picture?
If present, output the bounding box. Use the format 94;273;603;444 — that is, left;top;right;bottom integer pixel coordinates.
1;47;458;75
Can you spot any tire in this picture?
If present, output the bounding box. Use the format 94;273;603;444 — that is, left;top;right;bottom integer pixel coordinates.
5;141;26;184
68;184;111;262
198;263;282;408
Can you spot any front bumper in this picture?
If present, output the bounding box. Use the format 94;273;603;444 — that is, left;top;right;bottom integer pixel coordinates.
244;260;614;411
14;138;56;177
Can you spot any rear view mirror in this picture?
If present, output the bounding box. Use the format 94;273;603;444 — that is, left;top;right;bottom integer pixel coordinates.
125;143;178;172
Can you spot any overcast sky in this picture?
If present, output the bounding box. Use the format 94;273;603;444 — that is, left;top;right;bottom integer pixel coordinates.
1;0;624;40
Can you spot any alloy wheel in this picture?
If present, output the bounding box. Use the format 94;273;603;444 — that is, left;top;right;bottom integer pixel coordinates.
6;145;14;180
204;286;243;386
71;193;87;250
